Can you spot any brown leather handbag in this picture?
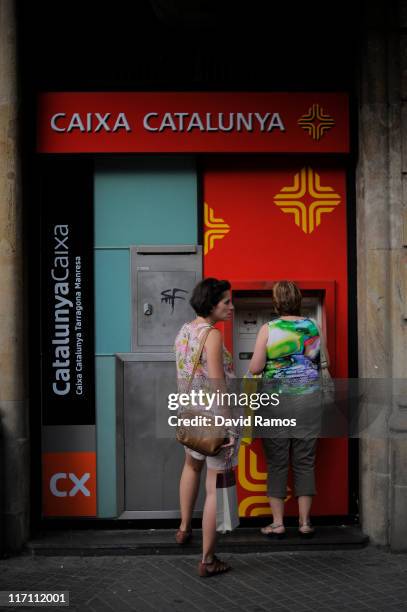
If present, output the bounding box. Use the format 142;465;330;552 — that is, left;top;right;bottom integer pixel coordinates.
176;326;227;456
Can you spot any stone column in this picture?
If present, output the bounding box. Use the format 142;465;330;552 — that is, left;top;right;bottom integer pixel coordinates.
0;0;29;552
357;0;392;547
357;0;407;549
388;0;407;552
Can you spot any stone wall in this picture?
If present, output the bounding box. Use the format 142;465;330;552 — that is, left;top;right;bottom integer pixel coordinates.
357;0;407;550
0;0;29;552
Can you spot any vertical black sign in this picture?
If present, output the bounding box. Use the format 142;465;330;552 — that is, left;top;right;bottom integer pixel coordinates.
41;158;95;425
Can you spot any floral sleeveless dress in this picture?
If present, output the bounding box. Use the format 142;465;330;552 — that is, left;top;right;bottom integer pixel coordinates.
263;318;320;394
175;321;234;388
174;320;238;468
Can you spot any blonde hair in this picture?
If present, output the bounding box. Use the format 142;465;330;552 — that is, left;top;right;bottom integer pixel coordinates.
272;281;302;316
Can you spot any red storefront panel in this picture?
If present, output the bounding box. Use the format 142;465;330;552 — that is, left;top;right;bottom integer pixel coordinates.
204;158;349;516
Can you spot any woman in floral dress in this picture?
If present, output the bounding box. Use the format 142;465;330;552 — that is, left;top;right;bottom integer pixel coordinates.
174;278;238;577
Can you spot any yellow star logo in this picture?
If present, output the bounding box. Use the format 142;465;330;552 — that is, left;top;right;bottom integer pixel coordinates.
298;103;335;141
237;445;292;516
203;203;230;255
274;167;341;234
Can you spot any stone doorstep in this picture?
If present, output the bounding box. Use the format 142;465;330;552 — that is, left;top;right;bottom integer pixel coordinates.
26;526;368;556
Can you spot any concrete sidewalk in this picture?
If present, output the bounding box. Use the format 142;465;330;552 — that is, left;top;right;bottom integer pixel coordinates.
1;548;407;611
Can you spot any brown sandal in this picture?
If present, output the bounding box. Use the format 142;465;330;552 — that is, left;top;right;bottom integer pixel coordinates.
198;555;231;577
298;522;315;537
175;528;192;545
260;523;286;539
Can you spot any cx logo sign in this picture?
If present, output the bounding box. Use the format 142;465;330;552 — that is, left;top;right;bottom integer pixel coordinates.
42;452;96;516
50;472;91;497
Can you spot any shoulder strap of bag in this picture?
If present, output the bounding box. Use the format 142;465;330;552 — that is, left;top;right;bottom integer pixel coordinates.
310;318;329;370
186;325;213;393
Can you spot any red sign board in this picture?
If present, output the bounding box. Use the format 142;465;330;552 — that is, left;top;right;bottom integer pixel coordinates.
37;92;349;153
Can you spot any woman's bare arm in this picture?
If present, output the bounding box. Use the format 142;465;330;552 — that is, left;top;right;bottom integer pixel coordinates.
249;323;269;375
204;328;236;447
205;328;225;380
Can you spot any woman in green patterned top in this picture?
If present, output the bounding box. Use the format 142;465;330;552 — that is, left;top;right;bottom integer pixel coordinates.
249;281;322;537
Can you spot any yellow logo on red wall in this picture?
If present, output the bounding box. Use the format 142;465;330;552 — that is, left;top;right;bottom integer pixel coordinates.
298;103;335;140
273;167;340;234
204;202;230;255
237;444;292;516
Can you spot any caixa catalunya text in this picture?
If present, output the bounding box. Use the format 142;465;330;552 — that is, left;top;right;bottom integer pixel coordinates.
50;224;83;396
49;111;286;133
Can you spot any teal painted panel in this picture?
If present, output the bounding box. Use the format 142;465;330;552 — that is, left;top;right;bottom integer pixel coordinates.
94;157;198;520
94;157;197;247
95;249;131;354
96;355;117;518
